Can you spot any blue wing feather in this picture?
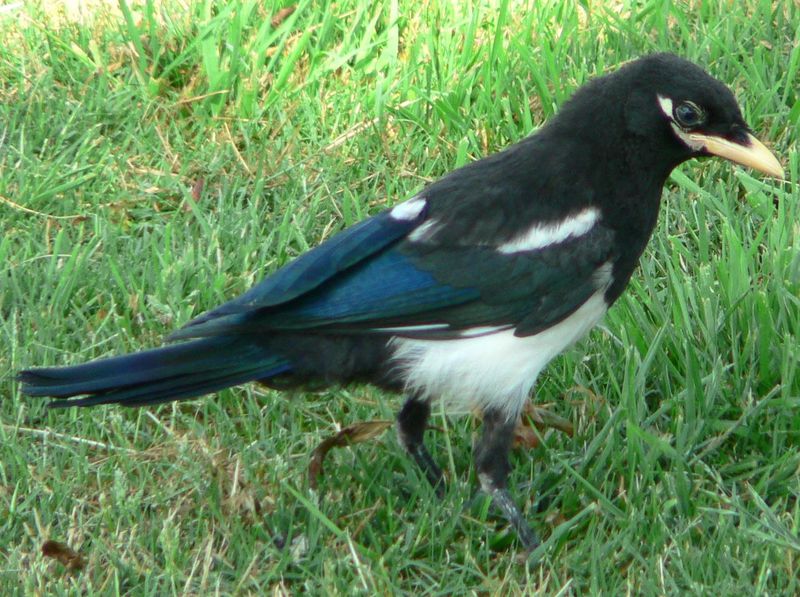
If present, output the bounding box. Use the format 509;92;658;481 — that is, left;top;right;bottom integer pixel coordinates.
174;207;428;337
264;250;477;327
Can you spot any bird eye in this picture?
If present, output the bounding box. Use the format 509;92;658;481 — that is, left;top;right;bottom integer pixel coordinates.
674;101;705;128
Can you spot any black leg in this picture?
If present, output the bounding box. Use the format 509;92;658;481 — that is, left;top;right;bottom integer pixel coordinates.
474;409;540;552
396;396;444;496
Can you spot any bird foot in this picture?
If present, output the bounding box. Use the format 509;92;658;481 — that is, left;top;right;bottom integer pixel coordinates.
406;442;445;498
397;397;446;497
477;475;540;551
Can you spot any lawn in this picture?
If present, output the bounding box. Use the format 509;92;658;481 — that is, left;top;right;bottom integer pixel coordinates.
2;0;799;594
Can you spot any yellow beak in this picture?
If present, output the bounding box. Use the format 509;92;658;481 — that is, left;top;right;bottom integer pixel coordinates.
686;131;784;179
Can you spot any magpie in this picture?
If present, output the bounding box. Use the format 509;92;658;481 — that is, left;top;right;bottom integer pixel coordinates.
19;53;783;551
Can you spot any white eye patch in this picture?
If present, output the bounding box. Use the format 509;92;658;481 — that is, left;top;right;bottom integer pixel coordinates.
657;94;705;151
657;95;673;119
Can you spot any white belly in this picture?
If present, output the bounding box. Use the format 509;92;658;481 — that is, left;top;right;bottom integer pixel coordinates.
390;292;608;419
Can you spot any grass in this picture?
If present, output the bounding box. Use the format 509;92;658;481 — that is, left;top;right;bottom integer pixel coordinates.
1;0;799;593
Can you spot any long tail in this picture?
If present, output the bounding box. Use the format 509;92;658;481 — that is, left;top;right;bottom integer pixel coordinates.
18;337;291;408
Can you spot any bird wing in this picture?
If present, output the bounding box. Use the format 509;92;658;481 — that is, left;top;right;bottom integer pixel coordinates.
172;200;616;341
172;201;430;338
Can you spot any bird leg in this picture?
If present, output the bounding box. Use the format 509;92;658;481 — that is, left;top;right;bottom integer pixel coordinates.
474;408;540;551
396;396;444;496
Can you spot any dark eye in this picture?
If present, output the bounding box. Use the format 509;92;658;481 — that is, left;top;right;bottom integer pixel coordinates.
674;101;705;128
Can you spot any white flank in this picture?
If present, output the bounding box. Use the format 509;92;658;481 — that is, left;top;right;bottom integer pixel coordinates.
390;196;426;220
391;291;609;419
497;207;600;254
657;94;673;119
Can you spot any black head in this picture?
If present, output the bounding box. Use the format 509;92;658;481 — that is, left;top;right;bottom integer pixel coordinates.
617;53;783;178
552;53;783;181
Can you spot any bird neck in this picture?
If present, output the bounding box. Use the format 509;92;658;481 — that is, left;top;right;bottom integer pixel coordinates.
596;134;680;306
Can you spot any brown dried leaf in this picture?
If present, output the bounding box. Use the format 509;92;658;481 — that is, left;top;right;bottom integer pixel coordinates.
523;401;574;435
271;6;296;28
309;420;392;489
41;540;86;571
513;422;541;450
191;177;204;201
513;402;575;449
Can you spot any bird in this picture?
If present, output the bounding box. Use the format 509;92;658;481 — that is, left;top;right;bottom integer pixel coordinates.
19;53;783;552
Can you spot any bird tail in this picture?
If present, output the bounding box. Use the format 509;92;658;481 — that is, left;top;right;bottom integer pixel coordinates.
18;337;291;408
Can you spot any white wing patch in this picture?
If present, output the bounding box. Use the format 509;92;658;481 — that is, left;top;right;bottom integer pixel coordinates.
373;324;508;336
391;291;609;420
390;196;426;221
408;219;440;243
456;325;510;337
497;207;600;254
373;323;450;334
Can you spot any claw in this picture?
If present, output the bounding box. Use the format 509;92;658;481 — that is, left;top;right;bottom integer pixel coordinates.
478;475;540;551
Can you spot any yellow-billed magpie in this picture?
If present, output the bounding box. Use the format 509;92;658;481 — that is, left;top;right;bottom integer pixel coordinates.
19;54;783;551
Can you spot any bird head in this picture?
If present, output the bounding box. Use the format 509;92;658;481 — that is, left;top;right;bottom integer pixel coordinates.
619;53;783;178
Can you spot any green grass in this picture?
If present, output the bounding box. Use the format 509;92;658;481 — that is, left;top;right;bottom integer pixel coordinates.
2;0;799;593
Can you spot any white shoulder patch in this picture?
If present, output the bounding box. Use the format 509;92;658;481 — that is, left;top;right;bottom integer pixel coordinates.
390;196;426;221
497;207;600;254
